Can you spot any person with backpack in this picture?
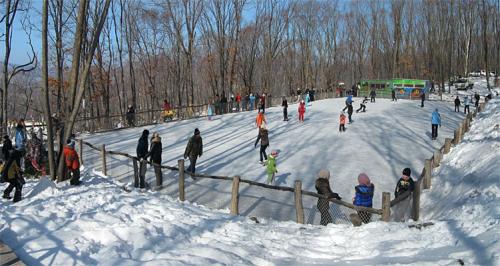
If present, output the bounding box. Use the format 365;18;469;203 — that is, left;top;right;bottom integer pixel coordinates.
63;140;81;185
1;150;24;202
184;128;203;175
254;124;269;164
282;97;289;121
431;108;442;140
315;169;342;226
352;173;374;224
454;96;461;112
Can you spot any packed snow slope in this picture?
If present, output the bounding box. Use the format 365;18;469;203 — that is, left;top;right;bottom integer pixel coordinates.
0;93;498;265
81;95;464;222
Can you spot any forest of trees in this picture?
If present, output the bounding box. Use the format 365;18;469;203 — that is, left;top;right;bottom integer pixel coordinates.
2;0;500;129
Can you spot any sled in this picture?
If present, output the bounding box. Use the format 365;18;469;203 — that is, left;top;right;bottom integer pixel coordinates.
163;110;176;121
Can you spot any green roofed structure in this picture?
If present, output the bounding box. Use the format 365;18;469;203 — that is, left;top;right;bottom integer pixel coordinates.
359;79;430;100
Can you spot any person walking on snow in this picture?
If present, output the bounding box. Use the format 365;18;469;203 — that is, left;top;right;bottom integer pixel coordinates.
339;112;346;132
254;124;269;164
256;110;266;128
464;95;470;114
356;97;368;113
282;97;289;121
474;92;480;108
266;150;278;184
315;169;342;226
298;100;306;122
63;140;81;185
347;103;354;123
431;108;441;140
342;94;353;112
454;96;461;112
184;128;203;175
391;89;397;101
146;133;163;186
370;89;376;102
420;91;426;107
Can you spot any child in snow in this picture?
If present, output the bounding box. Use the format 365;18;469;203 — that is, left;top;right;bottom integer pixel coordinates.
298;100;306;122
256;111;266;128
393;168;415;222
254;124;269;164
2;150;24;202
305;92;311;106
266;150;278;184
353;173;374;224
207;103;214;121
356;97;369;113
339;112;346;132
315;169;342;226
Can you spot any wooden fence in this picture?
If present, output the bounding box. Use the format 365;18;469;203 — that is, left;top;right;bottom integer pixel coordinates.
390;97;491;221
77;137;391;225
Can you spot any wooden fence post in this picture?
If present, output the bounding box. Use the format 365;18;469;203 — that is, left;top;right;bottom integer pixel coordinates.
411;180;421;221
433;150;441;168
454;129;460;145
444;138;452;154
460;121;466;140
78;139;83;165
101;144;107;176
294;180;305;224
178;159;185;201
423;159;432;189
381;192;391;222
230;176;240;215
133;158;139;188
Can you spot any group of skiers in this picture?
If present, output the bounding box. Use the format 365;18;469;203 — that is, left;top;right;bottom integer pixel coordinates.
314;167;415;226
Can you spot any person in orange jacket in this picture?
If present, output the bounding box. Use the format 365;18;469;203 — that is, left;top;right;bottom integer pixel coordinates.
256;110;266;128
339;111;346;132
298;100;306;122
63;140;81;185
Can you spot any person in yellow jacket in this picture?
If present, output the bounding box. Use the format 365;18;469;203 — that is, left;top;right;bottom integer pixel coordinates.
1;150;23;202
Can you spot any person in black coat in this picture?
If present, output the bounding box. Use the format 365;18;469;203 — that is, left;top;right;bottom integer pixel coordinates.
454;96;461;112
347;104;354;123
281;97;288;121
315;169;342;226
474;92;480;108
126;105;136;127
391;89;397;101
146;132;162;186
356;97;369;113
394;168;415;198
420;91;426;107
135;130;149;188
184;128;203;175
2;135;13;161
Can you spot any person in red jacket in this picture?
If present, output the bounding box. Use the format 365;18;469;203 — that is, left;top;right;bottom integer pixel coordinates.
63;140;81;185
235;94;241;111
298;100;306;122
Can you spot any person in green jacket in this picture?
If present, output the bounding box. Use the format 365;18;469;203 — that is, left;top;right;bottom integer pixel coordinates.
266;150;278;184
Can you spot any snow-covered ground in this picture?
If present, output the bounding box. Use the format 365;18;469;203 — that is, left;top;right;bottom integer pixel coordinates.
0;85;498;265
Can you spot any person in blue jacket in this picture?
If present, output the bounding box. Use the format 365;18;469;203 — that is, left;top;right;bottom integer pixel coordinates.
353;173;374;223
431;108;441;140
463;95;470;114
342;94;353;112
249;93;256;111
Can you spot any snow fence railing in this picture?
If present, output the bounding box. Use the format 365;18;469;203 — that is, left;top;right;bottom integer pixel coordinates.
76;140;390;226
389;96;491;222
68;90;337;134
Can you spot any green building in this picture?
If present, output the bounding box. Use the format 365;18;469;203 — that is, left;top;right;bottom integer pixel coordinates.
359;79;430;100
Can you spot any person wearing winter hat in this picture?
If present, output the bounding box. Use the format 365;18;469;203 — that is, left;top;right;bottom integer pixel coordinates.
254;123;269;164
146;132;163;186
2;150;24;202
266;150;278;184
315;169;342;226
63;139;81;185
339;112;347;132
393;168;415;222
135;130;150;188
353;173;375;224
184;128;203;176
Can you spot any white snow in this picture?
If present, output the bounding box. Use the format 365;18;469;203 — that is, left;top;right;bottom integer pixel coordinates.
0;80;498;265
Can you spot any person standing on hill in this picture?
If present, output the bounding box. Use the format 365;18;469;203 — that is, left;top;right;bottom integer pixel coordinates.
474;92;480;108
126;105;136;127
454;96;461;112
282;97;289;121
136;130;149;188
147;133;163;186
391;89;397;101
339;112;346;132
184;128;203;175
254;124;269;164
420;91;426;107
315;169;342;226
249;93;255;111
370;89;376;102
63;140;81;185
298;100;306;122
431;108;441;140
464;95;470;114
347;103;354;123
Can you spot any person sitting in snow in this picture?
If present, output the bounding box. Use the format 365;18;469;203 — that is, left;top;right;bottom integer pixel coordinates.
63;139;81;185
1;150;24;202
266;150;278;185
356;97;369;113
298;100;306;122
352;173;374;224
315;169;342;226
